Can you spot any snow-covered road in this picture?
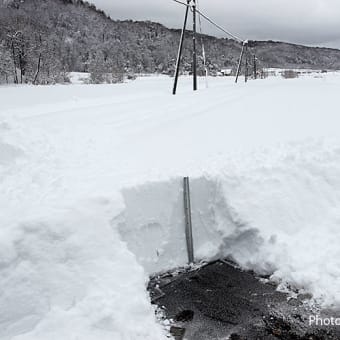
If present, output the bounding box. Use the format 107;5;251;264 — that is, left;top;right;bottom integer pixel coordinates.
1;74;340;339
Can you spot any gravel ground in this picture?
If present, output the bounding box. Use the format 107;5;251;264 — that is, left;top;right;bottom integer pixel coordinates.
148;260;340;340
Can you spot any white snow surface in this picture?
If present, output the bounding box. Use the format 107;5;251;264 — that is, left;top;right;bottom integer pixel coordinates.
1;74;340;339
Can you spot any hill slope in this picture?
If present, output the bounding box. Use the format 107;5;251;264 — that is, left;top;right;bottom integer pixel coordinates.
1;0;340;84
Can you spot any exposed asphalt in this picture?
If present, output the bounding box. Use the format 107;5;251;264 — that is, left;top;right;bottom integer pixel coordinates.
148;260;340;340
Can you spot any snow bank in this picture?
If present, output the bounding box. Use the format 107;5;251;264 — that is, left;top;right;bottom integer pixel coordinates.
0;205;166;340
219;141;340;306
0;101;167;339
0;120;23;166
0;139;22;166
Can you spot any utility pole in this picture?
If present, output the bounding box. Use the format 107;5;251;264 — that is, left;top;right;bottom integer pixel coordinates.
192;0;197;91
245;43;248;83
173;0;198;94
173;0;190;95
235;41;246;83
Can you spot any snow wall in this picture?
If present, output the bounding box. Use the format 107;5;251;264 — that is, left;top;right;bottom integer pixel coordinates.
0;210;166;340
0;120;167;340
115;177;254;274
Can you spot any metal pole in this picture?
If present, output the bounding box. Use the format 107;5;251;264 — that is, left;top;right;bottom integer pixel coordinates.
173;0;190;95
245;43;249;83
183;177;194;264
192;0;197;91
235;42;245;83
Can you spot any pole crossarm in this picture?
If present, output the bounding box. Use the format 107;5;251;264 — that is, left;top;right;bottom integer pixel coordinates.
173;0;190;6
172;0;244;44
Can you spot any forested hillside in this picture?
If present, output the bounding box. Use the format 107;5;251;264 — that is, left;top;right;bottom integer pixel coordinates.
1;0;340;84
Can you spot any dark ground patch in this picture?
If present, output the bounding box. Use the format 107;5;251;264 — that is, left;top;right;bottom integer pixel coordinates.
148;260;340;340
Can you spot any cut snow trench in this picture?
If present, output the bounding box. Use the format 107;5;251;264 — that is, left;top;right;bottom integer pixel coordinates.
114;177;258;274
115;145;340;308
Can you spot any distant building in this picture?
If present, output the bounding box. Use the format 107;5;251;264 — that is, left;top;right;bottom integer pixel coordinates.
218;69;233;76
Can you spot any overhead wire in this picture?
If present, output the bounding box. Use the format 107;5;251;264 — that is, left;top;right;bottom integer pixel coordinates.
172;0;265;82
194;8;244;44
172;0;244;43
194;5;266;78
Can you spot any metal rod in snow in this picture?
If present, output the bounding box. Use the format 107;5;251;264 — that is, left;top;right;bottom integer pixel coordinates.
173;0;190;95
235;41;246;83
192;0;198;91
183;177;194;264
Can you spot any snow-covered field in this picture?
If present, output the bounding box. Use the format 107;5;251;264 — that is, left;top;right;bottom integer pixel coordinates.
1;73;340;339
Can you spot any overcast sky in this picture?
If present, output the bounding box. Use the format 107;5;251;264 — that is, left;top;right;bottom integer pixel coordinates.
91;0;340;48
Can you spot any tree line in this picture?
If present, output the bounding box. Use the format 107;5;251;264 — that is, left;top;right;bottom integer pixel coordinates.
0;0;244;85
1;0;340;85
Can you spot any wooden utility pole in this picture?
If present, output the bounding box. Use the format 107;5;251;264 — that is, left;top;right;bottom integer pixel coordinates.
192;0;197;91
33;54;41;85
235;42;245;83
173;0;190;95
173;0;198;94
10;39;18;84
245;43;249;83
33;34;42;85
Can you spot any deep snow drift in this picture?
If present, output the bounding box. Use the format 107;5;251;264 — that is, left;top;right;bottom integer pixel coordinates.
1;73;340;339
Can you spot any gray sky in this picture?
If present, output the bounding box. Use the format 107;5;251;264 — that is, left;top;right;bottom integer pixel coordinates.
91;0;340;48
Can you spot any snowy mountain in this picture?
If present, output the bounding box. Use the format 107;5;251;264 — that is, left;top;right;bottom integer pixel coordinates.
2;0;340;84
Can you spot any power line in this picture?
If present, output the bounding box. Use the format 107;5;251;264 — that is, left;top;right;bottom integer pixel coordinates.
172;0;244;43
173;0;189;6
195;8;244;43
171;0;265;91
